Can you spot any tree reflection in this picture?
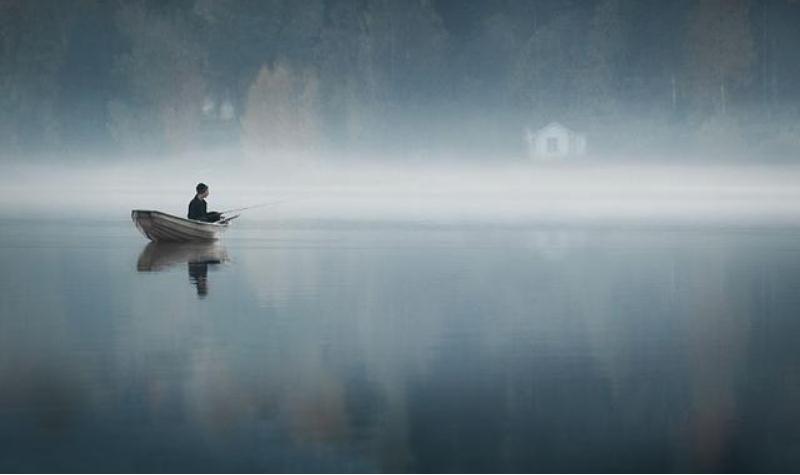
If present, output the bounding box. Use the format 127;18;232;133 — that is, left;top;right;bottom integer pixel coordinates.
5;230;799;471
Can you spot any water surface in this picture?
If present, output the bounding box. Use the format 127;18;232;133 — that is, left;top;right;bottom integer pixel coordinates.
1;219;799;472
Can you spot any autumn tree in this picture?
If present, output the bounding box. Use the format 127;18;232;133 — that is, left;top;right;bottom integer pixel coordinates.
241;63;320;165
193;0;323;123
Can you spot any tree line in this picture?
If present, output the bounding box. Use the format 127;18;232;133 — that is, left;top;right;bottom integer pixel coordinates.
1;0;800;161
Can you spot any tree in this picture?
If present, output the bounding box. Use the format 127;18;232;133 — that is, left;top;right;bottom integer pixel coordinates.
194;0;323;122
684;0;755;116
314;0;448;152
57;1;119;152
511;8;591;118
0;0;74;154
241;63;319;165
577;0;625;116
108;2;207;152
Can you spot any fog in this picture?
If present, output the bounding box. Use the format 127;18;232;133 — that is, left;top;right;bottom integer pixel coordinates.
2;0;800;227
2;156;800;228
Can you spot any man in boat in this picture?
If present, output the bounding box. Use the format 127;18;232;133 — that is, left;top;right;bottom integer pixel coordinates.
188;183;222;222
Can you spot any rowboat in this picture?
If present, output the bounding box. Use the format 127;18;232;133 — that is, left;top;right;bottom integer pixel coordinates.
131;210;230;242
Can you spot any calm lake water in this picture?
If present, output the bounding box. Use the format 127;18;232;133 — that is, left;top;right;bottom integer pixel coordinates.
1;218;800;472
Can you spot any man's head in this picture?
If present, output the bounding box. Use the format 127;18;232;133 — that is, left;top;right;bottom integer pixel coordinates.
196;182;209;198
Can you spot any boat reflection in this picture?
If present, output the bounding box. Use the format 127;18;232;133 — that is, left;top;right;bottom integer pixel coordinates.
136;242;229;298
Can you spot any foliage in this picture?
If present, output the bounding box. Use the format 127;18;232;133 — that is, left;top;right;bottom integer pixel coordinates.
241;63;319;164
684;0;755;116
109;2;206;152
1;0;799;160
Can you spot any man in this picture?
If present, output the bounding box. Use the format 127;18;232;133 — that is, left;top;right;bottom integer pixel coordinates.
188;183;222;222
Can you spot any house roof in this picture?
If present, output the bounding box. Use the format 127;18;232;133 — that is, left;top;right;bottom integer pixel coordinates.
533;121;574;137
527;117;591;132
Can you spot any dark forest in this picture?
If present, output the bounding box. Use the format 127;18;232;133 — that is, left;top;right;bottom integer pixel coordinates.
1;0;799;161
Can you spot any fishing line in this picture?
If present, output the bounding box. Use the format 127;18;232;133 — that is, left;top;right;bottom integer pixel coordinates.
218;199;293;214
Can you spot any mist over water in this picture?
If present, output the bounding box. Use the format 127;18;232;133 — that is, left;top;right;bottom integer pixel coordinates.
3;157;800;228
3;0;800;472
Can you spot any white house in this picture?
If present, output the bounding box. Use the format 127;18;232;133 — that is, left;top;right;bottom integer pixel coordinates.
525;122;587;160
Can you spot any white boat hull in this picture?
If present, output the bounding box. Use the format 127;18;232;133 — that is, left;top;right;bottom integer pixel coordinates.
131;210;228;242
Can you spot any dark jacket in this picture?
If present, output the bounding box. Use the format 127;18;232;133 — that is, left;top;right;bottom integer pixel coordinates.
188;195;221;222
188;196;207;220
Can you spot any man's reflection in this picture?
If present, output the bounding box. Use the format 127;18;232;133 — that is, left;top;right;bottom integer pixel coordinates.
188;260;214;297
137;242;228;298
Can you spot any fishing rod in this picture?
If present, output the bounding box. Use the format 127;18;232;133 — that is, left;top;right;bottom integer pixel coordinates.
218;199;294;215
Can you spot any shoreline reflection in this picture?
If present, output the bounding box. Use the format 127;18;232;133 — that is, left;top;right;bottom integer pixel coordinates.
3;227;799;472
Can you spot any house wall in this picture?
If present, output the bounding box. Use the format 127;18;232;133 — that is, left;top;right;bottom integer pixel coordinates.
571;134;587;156
534;126;570;159
526;124;588;160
